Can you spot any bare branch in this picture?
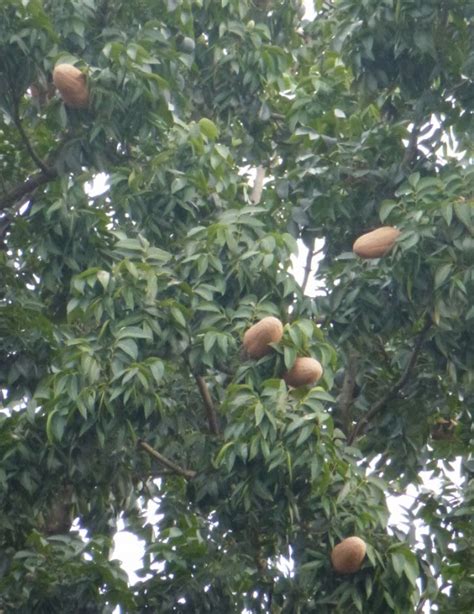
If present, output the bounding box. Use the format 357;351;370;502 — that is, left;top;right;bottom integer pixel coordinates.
195;375;220;435
347;320;431;445
138;440;197;480
250;165;266;205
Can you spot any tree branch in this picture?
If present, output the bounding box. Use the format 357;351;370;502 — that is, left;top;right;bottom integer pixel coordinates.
301;242;324;296
0;167;58;212
195;374;220;435
416;596;427;614
402;123;419;168
347;320;431;445
138;440;197;480
338;350;358;436
250;165;266;205
301;242;314;295
12;105;53;176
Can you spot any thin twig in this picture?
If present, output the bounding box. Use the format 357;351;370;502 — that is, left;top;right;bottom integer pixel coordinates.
195;375;220;435
250;165;266;205
348;320;431;445
138;440;197;480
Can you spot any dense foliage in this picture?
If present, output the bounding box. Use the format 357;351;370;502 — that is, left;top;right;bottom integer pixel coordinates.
0;0;473;612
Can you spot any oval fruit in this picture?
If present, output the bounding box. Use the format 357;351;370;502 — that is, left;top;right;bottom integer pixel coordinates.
181;37;196;53
283;356;323;388
243;316;283;359
331;537;367;574
353;226;400;259
53;64;89;108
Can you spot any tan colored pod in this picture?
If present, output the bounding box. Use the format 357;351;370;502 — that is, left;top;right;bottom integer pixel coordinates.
283;356;323;388
243;316;284;359
353;226;400;259
53;64;89;108
331;536;367;574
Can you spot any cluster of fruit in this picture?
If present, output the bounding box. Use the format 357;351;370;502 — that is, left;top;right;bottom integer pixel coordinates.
242;225;400;384
51;61;394;577
323;230;400;571
242;319;367;573
243;316;323;386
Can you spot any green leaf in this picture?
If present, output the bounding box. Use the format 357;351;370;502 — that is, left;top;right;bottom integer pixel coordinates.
454;201;473;231
116;326;152;340
434;263;453;289
336;481;351;504
148;359;164;384
284;346;297;370
116;338;138;360
171;307;187;328
379;200;397;223
203;331;217;353
46;409;58;444
403;555;419;588
408;172;420;188
198;118;219;139
214;442;234;467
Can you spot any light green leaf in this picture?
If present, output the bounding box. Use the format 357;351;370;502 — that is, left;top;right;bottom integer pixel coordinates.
198;118;219;139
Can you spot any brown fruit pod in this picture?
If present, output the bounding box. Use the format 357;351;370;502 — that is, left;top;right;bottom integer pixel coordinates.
353;226;401;259
283;356;323;388
331;536;367;574
52;64;89;108
243;316;284;359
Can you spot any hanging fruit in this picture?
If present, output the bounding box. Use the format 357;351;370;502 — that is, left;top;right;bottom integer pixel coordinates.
243;316;284;359
52;64;89;108
353;226;400;259
283;356;323;388
331;536;367;574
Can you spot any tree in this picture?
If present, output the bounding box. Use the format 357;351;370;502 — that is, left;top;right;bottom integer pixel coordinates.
0;0;473;611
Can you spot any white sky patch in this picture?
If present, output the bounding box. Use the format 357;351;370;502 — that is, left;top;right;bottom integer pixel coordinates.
113;528;145;586
84;172;109;197
290;238;325;297
406;115;468;164
304;0;316;20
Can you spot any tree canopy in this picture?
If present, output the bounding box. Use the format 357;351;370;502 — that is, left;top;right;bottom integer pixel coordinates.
0;0;473;612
